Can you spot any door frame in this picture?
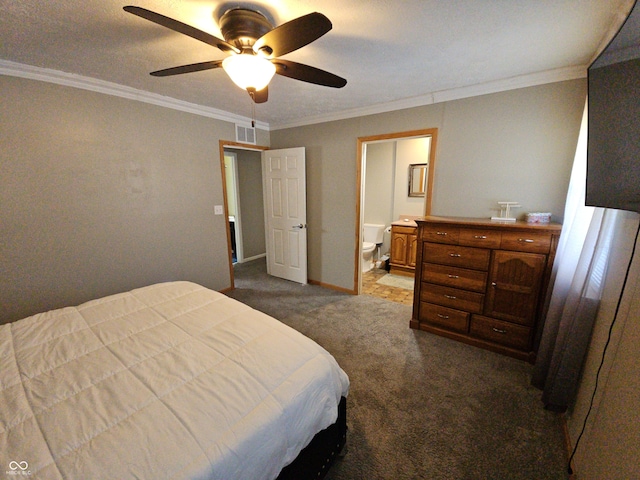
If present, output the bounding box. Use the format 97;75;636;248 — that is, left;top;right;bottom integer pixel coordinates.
354;128;438;293
219;140;269;289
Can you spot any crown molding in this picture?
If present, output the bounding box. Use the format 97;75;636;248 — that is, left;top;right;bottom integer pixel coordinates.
1;60;587;133
269;65;587;130
0;60;270;131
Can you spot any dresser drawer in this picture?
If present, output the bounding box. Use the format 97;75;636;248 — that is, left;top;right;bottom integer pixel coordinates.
421;263;487;293
419;302;469;333
458;228;502;249
421;224;459;244
500;231;552;254
422;243;490;270
470;315;531;350
420;283;484;314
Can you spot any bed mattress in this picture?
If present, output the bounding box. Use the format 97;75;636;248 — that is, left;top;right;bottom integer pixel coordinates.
0;281;349;479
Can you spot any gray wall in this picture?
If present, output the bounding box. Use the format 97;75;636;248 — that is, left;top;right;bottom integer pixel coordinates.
271;79;586;291
234;148;266;259
1;74;585;318
0;75;268;324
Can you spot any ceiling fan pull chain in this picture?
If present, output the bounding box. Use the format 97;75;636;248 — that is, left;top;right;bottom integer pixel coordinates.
252;100;256;128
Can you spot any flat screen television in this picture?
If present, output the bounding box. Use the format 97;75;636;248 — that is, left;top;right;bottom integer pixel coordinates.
586;0;640;212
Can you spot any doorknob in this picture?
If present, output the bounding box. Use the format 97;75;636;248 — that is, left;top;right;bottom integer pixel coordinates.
292;224;306;229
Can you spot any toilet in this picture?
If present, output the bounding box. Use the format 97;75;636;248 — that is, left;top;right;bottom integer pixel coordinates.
362;224;386;272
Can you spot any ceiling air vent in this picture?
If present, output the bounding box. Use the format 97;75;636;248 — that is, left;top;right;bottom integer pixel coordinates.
235;124;256;145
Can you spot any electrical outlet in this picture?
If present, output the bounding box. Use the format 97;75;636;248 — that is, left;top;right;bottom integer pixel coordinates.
214;205;224;215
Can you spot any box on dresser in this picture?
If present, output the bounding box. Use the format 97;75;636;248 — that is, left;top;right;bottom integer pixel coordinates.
410;216;561;362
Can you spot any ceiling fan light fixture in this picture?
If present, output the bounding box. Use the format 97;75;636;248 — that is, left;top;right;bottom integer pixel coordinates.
222;54;276;91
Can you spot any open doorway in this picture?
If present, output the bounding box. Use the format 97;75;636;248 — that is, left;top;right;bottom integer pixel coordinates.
354;129;438;296
219;141;310;289
219;141;268;288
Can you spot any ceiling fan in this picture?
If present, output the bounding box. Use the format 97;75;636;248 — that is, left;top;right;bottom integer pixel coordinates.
123;5;347;103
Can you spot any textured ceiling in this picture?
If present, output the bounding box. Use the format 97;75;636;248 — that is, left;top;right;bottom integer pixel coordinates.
0;0;634;129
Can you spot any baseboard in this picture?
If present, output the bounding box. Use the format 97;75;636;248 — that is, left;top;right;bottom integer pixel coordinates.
308;279;356;295
236;253;266;263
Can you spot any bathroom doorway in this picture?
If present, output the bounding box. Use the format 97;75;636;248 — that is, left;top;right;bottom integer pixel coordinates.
355;128;438;297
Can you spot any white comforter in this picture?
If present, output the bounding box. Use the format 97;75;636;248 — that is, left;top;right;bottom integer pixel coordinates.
0;281;349;479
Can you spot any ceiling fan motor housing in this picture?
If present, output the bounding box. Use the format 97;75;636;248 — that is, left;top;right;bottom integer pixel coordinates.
219;9;273;52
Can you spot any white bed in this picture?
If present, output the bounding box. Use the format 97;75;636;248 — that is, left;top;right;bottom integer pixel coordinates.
0;281;349;479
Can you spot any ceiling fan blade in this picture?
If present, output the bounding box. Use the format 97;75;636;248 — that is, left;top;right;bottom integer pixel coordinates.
248;87;268;104
123;6;239;54
273;60;346;88
253;12;332;58
150;60;223;77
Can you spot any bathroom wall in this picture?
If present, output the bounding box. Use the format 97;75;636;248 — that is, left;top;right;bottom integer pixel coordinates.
393;137;431;220
364;142;395;226
363;142;395;255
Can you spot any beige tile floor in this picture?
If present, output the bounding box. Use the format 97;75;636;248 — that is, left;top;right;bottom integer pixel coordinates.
361;268;414;306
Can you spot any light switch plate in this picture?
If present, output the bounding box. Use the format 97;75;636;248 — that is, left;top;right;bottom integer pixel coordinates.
214;205;224;215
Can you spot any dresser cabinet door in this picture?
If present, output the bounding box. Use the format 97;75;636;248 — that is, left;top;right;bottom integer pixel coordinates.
484;251;546;325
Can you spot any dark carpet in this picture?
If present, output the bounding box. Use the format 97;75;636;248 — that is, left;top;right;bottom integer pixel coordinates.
226;258;568;480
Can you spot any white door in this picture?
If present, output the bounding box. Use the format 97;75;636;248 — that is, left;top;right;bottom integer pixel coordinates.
262;147;307;284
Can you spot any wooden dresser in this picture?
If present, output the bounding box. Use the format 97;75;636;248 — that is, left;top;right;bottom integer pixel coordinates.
410;216;561;362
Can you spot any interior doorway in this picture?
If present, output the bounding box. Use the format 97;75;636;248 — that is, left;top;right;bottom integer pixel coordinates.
355;128;438;294
219;141;268;288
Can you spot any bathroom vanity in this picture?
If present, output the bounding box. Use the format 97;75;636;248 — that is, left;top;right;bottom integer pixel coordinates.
389;221;418;276
410;216;561;362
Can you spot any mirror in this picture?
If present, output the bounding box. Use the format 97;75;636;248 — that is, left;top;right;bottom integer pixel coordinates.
408;163;428;197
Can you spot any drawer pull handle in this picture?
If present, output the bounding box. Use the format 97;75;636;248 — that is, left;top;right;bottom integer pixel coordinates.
437;314;450;319
436;231;448;236
474;235;487;239
449;253;461;258
447;274;459;279
492;327;507;334
518;238;535;243
444;294;457;299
